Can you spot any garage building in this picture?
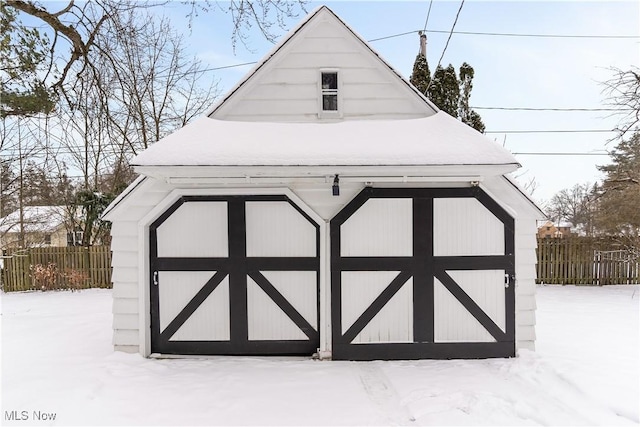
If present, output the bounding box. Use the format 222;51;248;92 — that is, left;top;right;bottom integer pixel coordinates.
103;6;543;360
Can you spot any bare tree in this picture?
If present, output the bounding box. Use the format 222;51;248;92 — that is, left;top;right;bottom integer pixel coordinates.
544;183;596;236
38;8;219;245
6;0;307;101
602;66;640;139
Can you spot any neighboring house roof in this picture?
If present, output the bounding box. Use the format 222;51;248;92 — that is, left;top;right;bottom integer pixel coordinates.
0;206;69;234
132;112;520;168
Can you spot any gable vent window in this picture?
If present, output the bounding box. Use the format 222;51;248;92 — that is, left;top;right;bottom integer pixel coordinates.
321;72;338;112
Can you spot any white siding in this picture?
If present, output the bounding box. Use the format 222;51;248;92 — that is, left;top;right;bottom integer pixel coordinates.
212;9;434;122
111;281;137;298
291;183;364;221
112;296;138;314
112;313;139;330
341;198;413;257
112;329;138;346
110;178;174;353
246;201;316;257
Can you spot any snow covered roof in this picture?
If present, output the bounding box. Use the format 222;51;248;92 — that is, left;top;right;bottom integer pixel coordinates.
132;112;520;168
0;206;69;234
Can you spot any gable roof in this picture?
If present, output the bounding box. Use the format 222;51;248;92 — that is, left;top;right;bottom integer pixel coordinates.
206;5;438;119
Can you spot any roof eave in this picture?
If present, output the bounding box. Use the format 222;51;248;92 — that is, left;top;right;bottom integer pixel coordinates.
134;164;520;183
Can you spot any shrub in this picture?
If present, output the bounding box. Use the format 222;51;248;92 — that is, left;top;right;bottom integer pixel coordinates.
62;268;89;290
29;263;59;291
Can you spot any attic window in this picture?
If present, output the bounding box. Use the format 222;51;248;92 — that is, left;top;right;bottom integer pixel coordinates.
320;71;339;113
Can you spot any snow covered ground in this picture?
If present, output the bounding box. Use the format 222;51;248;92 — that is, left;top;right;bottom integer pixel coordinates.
1;285;638;426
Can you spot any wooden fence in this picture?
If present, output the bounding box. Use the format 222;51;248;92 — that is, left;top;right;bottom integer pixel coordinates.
536;237;639;285
2;239;637;291
1;246;112;292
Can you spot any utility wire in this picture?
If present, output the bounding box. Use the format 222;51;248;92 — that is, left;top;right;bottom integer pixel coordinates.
368;31;417;43
424;0;465;94
422;0;434;32
425;29;640;39
472;106;632;112
485;129;614;134
183;27;640;75
512;152;610;156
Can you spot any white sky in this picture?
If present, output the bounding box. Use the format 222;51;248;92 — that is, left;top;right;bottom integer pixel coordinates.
160;0;639;205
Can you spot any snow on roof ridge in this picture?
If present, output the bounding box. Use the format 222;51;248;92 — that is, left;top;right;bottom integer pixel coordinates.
132;111;520;168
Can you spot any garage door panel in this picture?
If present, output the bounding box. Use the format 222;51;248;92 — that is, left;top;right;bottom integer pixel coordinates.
433;198;504;256
246;201;316;257
157;202;228;257
158;271;218;332
341;198;413;257
331;188;515;360
434;278;496;343
151;195;320;356
447;270;506;332
261;271;318;329
247;277;310;341
352;278;413;344
170;279;230;341
341;271;400;334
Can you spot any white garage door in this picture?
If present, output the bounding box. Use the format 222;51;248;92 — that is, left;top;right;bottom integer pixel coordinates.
149;195;320;355
330;188;515;360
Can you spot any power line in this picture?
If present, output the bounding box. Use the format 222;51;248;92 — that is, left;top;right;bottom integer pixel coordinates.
472;106;632;112
196;61;258;74
425;29;640;39
367;31;417;43
364;28;639;44
425;0;465;94
512;152;610;156
187;26;640;75
485;129;614;134
422;0;434;32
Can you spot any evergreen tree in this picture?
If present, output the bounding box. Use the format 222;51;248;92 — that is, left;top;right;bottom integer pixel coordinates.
409;53;430;96
428;64;459;118
593;131;640;249
409;54;486;132
0;4;57;117
458;63;485;133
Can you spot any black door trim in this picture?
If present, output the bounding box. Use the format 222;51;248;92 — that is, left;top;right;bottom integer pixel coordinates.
331;187;515;360
150;195;320;356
